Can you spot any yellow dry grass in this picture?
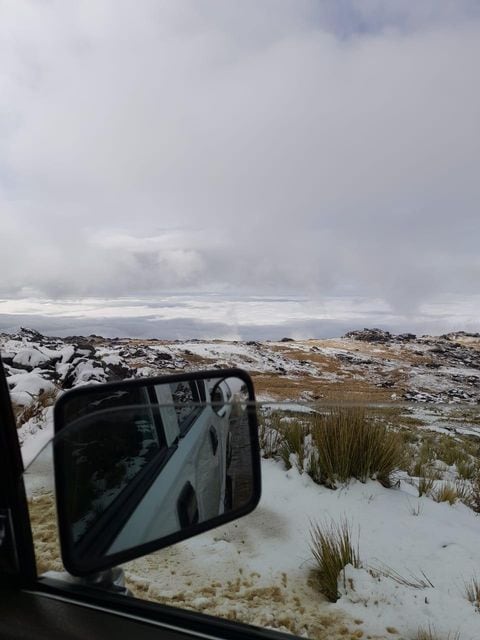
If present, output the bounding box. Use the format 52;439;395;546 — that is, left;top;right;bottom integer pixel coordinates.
252;372;394;403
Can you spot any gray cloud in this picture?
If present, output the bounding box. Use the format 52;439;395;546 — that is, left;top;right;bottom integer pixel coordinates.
1;1;479;333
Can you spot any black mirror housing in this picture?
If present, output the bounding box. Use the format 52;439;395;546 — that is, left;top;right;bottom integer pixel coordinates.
53;368;261;576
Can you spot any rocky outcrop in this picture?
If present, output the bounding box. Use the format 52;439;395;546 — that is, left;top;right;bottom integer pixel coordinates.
1;327;479;406
344;328;393;343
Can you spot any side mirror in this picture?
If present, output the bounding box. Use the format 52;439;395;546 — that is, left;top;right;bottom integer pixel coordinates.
53;368;261;576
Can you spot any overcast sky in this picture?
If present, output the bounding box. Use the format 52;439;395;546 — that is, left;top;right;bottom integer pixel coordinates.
1;1;479;338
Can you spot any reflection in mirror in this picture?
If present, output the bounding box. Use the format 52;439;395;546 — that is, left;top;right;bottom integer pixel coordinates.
53;371;259;575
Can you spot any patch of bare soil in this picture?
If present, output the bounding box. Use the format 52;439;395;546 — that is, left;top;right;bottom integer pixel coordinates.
28;492;63;573
126;561;368;640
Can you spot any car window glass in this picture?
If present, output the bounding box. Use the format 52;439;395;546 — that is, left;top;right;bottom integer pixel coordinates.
58;397;167;546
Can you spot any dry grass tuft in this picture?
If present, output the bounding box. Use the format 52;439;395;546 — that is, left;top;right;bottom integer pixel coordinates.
310;518;360;603
415;626;460;640
15;387;57;427
417;473;436;498
469;472;480;513
310;408;404;488
464;576;480;610
279;420;308;471
370;564;434;589
430;481;472;505
258;412;283;458
456;459;477;480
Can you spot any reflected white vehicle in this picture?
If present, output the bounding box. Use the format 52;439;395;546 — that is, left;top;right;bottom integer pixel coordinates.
55;375;251;562
108;378;234;553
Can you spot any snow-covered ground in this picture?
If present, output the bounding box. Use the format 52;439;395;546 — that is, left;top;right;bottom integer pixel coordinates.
24;448;480;639
6;327;480;639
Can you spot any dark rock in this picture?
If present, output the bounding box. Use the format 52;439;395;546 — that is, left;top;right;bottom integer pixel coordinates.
18;327;43;341
397;333;416;342
336;353;373;365
280;337;294;342
344;328;392;343
441;331;480;340
377;380;395;388
155;352;173;361
105;363;133;382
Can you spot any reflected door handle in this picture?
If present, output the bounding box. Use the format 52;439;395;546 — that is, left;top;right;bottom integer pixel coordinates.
209;426;219;456
177;482;199;528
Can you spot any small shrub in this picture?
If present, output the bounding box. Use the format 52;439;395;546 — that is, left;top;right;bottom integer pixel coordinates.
310;517;360;602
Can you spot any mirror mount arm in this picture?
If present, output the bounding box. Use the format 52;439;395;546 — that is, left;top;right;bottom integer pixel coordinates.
43;566;131;596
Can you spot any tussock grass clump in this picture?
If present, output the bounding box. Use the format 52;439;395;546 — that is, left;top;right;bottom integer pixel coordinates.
258;412;283;458
407;499;423;516
431;481;463;505
310;408;404;488
279;421;308;471
464;576;480;610
310;518;360;602
417;473;436;498
436;437;468;467
416;627;460;640
469;472;480;513
430;481;472;504
456;459;477;480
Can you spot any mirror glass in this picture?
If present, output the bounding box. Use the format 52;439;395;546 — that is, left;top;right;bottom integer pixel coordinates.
53;371;260;575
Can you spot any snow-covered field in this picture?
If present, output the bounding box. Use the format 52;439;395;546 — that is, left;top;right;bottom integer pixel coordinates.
5;327;480;639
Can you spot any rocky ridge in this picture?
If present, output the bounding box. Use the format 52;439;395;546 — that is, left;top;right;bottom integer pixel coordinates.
1;327;479;410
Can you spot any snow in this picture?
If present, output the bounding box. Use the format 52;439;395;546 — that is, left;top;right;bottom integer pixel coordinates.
102;354;123;366
24;429;480;638
70;360;106;385
261;403;316;414
8;372;55;406
59;345;75;363
13;347;51;368
19;407;54;469
120;459;480;639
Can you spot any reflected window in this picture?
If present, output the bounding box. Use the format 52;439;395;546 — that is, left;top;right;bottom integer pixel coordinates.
170;381;203;435
58;387;168;547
